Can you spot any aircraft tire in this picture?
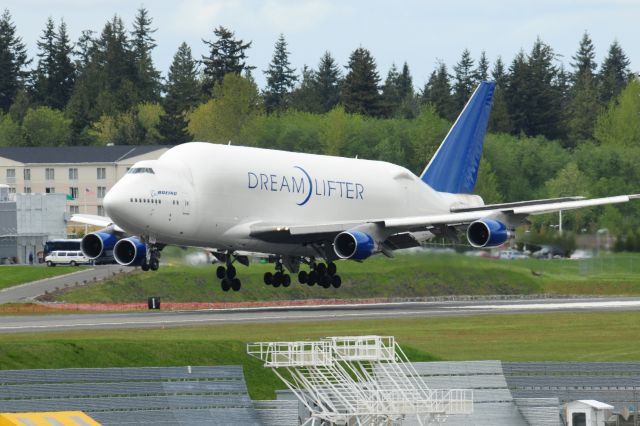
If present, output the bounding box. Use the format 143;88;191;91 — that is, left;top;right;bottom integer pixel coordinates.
283;274;291;287
141;262;150;272
263;272;273;285
150;258;159;271
316;263;327;275
319;274;330;288
216;266;226;279
298;270;308;284
226;265;236;279
307;271;317;286
327;262;337;276
231;278;241;291
273;272;283;288
331;275;342;288
221;279;231;292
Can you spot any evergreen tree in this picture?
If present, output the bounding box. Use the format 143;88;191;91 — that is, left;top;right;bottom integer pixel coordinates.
130;7;161;102
599;40;631;105
74;30;95;70
201;26;253;96
452;49;475;112
342;47;383;117
488;57;512;133
567;32;599;145
263;34;297;113
312;51;341;113
158;42;199;144
381;63;401;117
475;51;490;81
32;18;75;110
505;50;529;134
290;65;317;112
0;9;29;112
421;62;454;121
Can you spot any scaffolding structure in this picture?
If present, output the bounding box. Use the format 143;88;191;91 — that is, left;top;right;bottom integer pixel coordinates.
247;335;473;425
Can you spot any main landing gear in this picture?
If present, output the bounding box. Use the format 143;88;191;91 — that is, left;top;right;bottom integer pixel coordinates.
141;245;161;272
299;262;341;289
264;260;341;289
216;259;242;292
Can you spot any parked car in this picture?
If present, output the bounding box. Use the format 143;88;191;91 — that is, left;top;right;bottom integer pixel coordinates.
45;251;91;267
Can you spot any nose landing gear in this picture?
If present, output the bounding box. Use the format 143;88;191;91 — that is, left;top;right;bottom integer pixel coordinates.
141;244;161;271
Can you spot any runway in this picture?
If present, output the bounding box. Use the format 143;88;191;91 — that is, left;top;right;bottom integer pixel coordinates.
1;296;640;333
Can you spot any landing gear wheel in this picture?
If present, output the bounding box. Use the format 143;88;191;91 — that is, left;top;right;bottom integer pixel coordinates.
149;257;159;271
319;274;331;288
327;262;337;276
221;278;231;292
216;266;226;279
298;270;308;284
316;263;327;275
307;271;317;286
231;278;241;291
263;272;273;285
331;275;342;288
273;271;283;288
226;265;236;279
282;274;291;287
141;262;150;272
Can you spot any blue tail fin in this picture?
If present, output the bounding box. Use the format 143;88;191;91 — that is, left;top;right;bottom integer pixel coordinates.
420;81;496;194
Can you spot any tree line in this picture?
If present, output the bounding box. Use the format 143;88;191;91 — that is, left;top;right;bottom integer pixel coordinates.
1;8;640;242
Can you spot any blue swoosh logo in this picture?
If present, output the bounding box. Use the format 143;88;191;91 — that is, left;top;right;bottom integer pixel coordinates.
294;166;313;206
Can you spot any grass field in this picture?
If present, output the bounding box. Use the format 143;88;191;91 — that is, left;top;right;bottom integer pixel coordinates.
0;266;87;291
49;252;640;303
1;311;639;399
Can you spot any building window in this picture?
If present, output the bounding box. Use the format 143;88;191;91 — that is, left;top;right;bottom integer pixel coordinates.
97;167;106;180
45;187;55;194
45;168;55;180
69;187;79;200
23;187;31;193
69;168;78;180
97;186;106;198
8;187;16;194
97;205;105;216
23;168;31;181
6;168;16;183
69;205;80;215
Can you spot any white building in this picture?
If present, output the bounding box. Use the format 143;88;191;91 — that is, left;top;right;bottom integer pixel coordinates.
565;400;614;426
0;145;170;216
0;185;67;264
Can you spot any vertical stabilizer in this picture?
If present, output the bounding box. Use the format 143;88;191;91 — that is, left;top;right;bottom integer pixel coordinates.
420;81;496;194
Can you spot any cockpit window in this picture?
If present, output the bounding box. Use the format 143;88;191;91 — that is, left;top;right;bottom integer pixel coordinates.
128;167;155;174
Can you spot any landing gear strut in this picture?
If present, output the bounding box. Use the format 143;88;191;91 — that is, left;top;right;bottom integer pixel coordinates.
216;255;241;292
299;261;341;289
263;259;291;288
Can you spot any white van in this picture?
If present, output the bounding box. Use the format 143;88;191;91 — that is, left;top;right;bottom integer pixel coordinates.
45;251;91;267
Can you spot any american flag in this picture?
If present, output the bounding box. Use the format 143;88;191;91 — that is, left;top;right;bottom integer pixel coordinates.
85;188;94;194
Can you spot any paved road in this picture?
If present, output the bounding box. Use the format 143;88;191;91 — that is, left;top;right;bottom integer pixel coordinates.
2;297;640;333
0;265;128;304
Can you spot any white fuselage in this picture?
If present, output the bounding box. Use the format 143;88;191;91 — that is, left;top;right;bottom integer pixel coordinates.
103;142;482;256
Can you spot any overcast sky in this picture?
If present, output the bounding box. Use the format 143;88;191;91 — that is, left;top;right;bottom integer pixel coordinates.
4;0;639;90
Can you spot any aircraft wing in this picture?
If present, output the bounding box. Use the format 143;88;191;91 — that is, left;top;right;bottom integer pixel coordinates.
69;214;125;232
251;194;639;243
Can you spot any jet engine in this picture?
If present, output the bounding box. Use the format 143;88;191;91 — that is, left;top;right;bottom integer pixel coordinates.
81;231;120;260
333;230;376;260
113;237;147;266
466;218;512;248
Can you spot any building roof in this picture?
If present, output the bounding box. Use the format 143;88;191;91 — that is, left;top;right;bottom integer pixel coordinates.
0;145;169;164
572;400;615;410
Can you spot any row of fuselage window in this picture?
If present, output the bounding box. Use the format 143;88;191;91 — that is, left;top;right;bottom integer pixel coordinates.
130;198;182;206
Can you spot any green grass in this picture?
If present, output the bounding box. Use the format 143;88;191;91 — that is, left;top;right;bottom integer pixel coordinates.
51;252;640;303
0;266;87;291
1;311;639;399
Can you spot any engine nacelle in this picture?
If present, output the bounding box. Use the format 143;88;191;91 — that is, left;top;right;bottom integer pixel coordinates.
81;231;119;259
333;231;376;260
467;219;512;248
113;237;147;266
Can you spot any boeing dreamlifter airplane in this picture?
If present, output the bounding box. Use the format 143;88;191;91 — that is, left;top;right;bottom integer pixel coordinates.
73;81;638;292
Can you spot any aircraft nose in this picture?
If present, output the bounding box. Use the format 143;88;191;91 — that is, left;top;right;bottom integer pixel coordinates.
103;187;127;219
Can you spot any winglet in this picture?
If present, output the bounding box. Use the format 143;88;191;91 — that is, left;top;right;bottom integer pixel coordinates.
420;81;496;194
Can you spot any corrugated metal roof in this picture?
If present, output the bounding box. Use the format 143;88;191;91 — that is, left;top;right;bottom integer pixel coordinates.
0;145;170;164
